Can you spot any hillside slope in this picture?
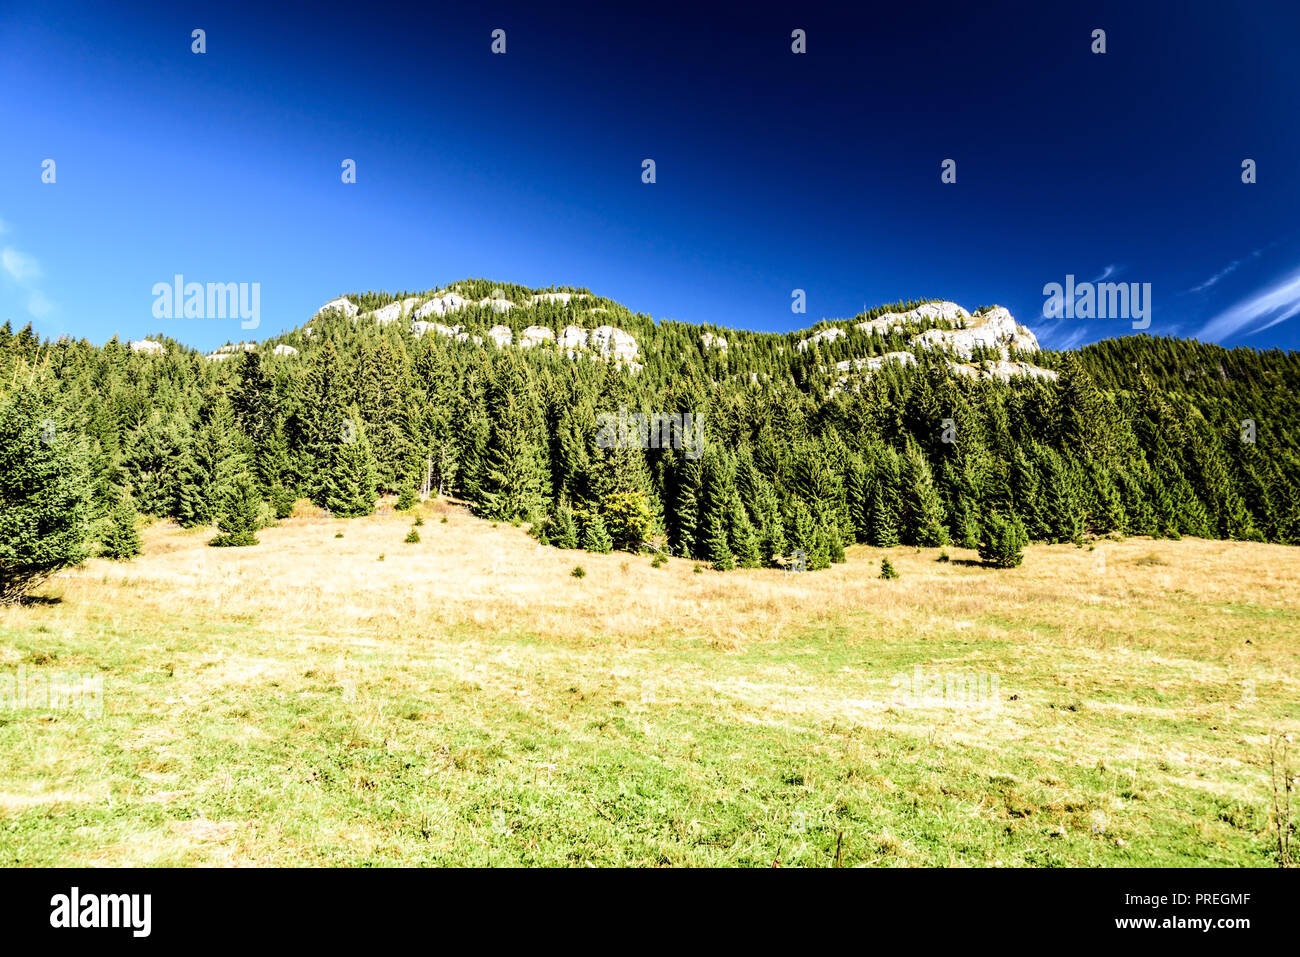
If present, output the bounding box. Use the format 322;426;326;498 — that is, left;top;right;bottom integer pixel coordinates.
4;280;1299;574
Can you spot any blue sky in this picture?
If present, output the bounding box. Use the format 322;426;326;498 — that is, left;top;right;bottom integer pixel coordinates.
1;0;1298;353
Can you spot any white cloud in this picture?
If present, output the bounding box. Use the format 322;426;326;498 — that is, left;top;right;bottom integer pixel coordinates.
0;235;55;319
27;291;53;317
2;246;42;283
1036;318;1091;350
1187;258;1245;294
1196;266;1300;342
1185;247;1268;295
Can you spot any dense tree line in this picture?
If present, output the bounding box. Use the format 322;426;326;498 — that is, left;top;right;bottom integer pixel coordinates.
2;281;1298;597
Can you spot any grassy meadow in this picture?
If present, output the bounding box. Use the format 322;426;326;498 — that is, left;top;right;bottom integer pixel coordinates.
1;499;1297;866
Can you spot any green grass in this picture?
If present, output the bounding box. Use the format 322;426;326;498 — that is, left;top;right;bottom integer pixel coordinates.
0;512;1295;866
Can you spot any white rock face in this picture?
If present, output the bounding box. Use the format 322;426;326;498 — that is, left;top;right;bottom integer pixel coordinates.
316;297;359;318
911;306;1040;358
479;296;515;313
559;325;588;352
797;327;847;352
129;339;165;354
981;359;1058;382
826;352;917;394
856;316;906;335
529;292;587;306
272;344;299;356
212;342;255;354
487;324;513;347
206;352;235;362
410;321;460;338
414;293;470;319
401;297;421;315
520;325;555;348
911;301;970;323
701;332;728;351
831;351;917;373
857;300;970;335
591;325;639;363
369;301;404;325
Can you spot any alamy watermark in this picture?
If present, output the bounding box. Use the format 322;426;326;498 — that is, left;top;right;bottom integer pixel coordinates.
152;274;260;329
1043;274;1150;330
1;667;104;718
596;405;704;460
889;665;1000;711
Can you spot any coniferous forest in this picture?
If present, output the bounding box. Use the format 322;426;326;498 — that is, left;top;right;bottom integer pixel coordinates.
3;279;1299;600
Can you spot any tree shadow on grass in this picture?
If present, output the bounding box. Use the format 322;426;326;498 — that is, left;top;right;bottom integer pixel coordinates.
14;594;63;606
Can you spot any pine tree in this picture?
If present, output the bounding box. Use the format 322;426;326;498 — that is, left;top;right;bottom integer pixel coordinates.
550;500;580;549
728;498;763;568
260;426;296;519
601;490;654;552
210;472;263;547
175;401;243;528
705;509;734;570
100;498;142;560
356;337;416;491
299;338;349;502
582;511;613;554
1039;448;1085;544
868;481;900;548
479;392;549;522
978;513;1027;569
0;392;92;602
900;441;949;547
806;522;832;570
321;410;379;518
396;483;418;510
672;460;702;558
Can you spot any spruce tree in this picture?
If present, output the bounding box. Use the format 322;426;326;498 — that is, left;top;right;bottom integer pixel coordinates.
601;490;654;552
727;498;763;568
211;472;263;547
900;441;949;547
0;393;93;602
551;500;580;549
321;411;379;518
396;483;418;510
100;498;143;560
175;402;242;528
868;482;900;548
705;510;734;571
582;511;613;554
479;391;549;522
806;522;832;571
978;513;1027;569
356;337;416;491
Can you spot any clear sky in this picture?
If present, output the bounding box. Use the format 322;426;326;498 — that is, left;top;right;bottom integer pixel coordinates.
2;0;1298;353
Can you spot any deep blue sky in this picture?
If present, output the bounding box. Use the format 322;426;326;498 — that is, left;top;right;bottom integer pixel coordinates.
2;0;1298;352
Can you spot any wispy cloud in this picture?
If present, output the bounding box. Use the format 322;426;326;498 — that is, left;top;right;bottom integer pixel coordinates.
0;220;55;319
27;291;54;317
1035;318;1092;350
1185;249;1264;295
1196;266;1300;342
2;247;43;283
1091;264;1120;283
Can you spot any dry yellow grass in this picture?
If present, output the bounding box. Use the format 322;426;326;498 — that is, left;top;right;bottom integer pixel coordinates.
1;499;1297;866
